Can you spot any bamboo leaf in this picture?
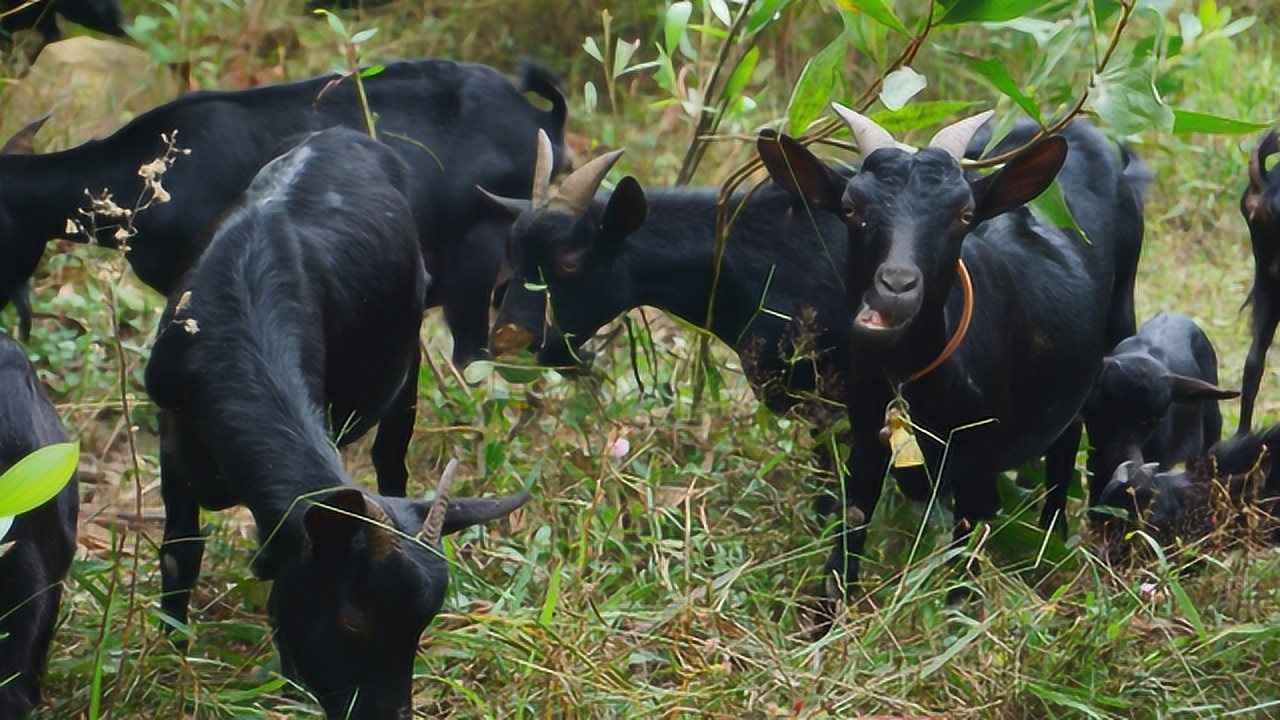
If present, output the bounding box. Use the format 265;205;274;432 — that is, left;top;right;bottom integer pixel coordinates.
836;0;909;36
787;35;847;134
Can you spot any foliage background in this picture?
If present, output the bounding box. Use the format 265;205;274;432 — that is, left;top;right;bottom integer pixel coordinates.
2;0;1280;717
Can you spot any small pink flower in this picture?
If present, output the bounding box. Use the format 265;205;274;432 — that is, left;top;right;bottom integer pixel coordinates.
608;436;630;459
1139;581;1159;599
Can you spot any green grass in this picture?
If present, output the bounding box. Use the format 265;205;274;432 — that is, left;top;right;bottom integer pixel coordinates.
4;0;1280;717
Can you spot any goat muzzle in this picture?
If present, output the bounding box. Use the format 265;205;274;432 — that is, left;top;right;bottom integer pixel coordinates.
491;323;535;357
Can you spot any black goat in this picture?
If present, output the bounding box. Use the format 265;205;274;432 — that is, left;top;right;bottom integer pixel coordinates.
1239;128;1280;434
144;128;528;719
758;109;1144;610
0;331;78;719
0;57;568;366
1098;425;1280;547
0;0;126;51
1084;311;1238;492
483;131;851;420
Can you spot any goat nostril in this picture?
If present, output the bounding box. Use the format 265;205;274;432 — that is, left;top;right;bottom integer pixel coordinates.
491;323;534;355
877;268;919;296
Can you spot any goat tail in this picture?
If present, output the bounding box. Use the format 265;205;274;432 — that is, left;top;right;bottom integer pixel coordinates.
518;59;571;172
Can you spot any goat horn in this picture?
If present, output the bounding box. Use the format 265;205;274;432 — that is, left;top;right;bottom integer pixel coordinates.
546;148;625;217
420;458;460;545
1249;128;1279;194
532;129;555;209
831;102;901;157
361;496;402;561
1;113;52;156
928;110;996;162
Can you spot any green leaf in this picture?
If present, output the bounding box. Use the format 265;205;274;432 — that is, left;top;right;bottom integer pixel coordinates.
664;2;693;54
871;100;977;135
1168;577;1206;637
462;361;494;385
724;46;760;99
359;64;386;79
878;65;926;111
583;36;603;63
1172;109;1275;135
316;8;346;38
0;442;78;533
1028;178;1088;242
746;0;793;33
350;27;378;45
613;38;641;80
787;35;846;134
539;562;562;626
941;0;1051;24
836;0;909;36
966;56;1042;124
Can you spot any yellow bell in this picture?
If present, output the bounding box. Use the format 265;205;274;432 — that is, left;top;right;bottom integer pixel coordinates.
889;423;925;468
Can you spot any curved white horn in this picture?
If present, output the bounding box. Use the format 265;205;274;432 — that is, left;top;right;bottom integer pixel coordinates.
928;110;996;162
831;102;900;156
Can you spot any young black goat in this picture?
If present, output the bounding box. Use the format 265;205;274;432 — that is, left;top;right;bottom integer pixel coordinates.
144;128;528;719
0;332;78;719
1084;311;1238;494
1239;128;1280;434
1099;425;1280;546
0;58;568;366
0;0;126;51
483;131;851;420
759;109;1144;614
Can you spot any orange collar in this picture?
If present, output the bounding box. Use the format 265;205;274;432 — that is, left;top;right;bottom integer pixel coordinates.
908;259;973;382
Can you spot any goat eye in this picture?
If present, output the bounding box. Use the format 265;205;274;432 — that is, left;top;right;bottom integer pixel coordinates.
959;210;975;226
557;255;582;275
340;607;368;636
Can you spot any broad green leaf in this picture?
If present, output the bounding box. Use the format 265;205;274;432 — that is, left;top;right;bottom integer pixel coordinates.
724;46;760;99
966;56;1042;124
359;64;385;79
1029;179;1088;241
941;0;1051;24
836;0;909;36
315;8;346;37
0;442;78;520
664;2;693;54
1090;61;1175;135
1172;109;1274;136
878;66;926;111
1169;577;1206;637
1178;11;1203;46
870;100;978;135
787;35;847;134
350;27;378;44
708;0;732;26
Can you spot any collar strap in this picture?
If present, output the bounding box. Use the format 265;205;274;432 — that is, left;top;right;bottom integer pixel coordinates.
909;259;973;382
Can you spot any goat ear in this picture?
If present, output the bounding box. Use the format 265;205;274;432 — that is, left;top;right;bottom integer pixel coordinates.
1167;373;1241;402
477;185;531;220
756;130;844;213
1;113;51;156
437;491;532;536
970;135;1068;223
303;488;368;554
601;176;646;242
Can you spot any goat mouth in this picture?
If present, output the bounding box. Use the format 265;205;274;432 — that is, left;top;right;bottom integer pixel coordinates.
853;301;913;339
490;323;536;356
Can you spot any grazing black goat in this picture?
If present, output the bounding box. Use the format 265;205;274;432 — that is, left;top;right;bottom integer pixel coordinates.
758;109;1144;613
1084;311;1238;496
0;331;78;719
483;131;851;419
0;0;125;51
0;57;568;366
144;128;529;720
1099;425;1280;547
1239;128;1280;434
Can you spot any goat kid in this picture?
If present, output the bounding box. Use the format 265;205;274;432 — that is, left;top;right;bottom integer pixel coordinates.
1099;424;1280;546
0;58;568;366
759;109;1144;616
1084;311;1238;495
144;128;528;719
1239;128;1280;434
0;331;78;719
